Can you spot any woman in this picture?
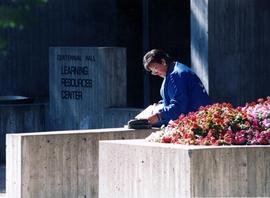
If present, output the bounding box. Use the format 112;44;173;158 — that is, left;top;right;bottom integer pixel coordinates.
143;49;211;126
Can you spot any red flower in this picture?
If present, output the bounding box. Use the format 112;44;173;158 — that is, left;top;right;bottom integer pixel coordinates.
224;137;233;145
161;137;172;143
191;123;199;130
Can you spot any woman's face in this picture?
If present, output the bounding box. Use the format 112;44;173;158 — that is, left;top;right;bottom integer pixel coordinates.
148;59;167;78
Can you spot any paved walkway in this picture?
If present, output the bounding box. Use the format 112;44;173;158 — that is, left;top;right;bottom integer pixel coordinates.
0;165;5;197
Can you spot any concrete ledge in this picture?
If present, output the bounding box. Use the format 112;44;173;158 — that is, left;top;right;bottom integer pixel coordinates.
99;140;270;198
6;128;155;198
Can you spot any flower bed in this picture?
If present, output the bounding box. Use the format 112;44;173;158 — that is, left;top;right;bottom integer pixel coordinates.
146;97;270;145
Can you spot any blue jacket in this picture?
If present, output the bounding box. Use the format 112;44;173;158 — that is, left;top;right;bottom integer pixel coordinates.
159;62;210;124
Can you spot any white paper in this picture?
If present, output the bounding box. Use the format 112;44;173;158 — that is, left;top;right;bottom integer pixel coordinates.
135;103;163;119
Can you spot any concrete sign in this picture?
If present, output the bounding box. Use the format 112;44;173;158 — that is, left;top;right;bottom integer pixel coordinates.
49;47;127;130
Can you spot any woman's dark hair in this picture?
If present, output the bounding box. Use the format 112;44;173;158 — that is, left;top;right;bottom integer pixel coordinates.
143;49;173;71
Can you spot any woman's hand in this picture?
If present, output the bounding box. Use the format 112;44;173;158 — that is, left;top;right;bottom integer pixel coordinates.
147;113;160;125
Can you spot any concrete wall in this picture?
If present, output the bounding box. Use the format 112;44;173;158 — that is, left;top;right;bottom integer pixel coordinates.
191;0;270;106
6;128;155;198
99;140;270;198
0;103;46;163
104;107;143;128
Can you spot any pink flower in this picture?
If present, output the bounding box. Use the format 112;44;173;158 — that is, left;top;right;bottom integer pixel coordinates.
258;137;267;145
257;98;265;104
235;136;246;145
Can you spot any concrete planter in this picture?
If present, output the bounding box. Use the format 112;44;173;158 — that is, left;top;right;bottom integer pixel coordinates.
99;140;270;198
6;128;155;198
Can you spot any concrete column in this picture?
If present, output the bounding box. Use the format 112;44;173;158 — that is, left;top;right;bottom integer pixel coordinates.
191;0;209;93
191;0;270;106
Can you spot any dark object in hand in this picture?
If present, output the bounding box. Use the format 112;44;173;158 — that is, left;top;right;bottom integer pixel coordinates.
127;119;152;129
